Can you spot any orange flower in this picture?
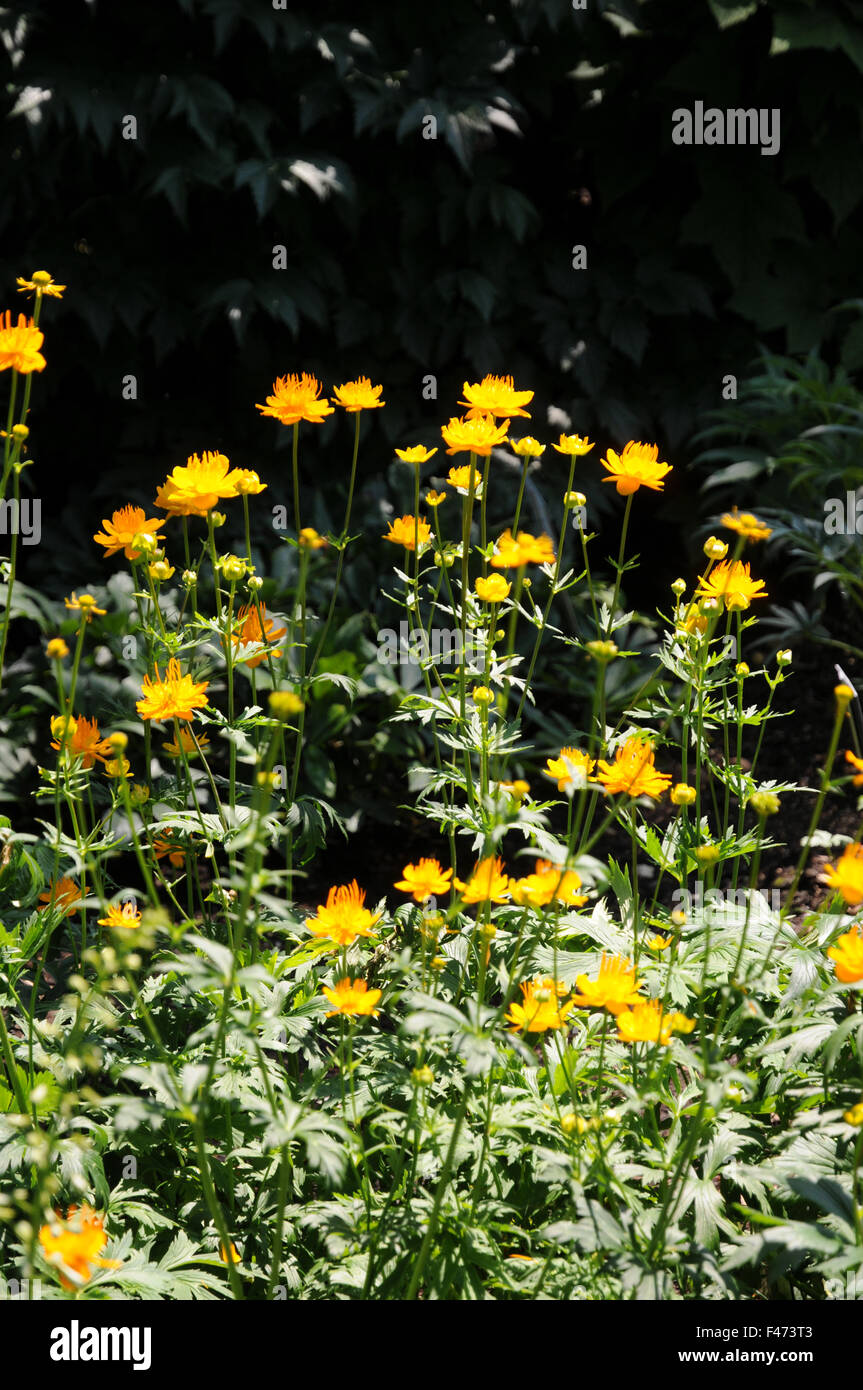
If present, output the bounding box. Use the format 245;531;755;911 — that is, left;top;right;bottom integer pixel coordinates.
510;859;588;909
447;464;483;497
231;603;287;667
322;976;382;1017
39;1205;121;1289
396;445;438;464
51;714;113;769
255;373;334;426
572;954;645;1015
0;310;46;373
846;750;863;788
823;844;863;911
441;414;511;456
136;659;209;723
155;451;244;517
93;505;167;561
601;440;671;496
383;515;431;550
826;922;863;982
453;856;510;904
543;747;595;794
394;858;453;902
38;877;82;918
306;881;380;947
332;377;385;412
595;736;671;799
616;999;695;1046
720;507;772;543
695;560;767;612
490;528;555;568
459;374;533;420
98;900;142;930
153;836;186;868
506;977;574;1033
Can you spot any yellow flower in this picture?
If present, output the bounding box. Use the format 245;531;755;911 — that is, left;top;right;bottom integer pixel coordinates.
93;505;167;561
425;489;447;507
38;877;82;917
510;436;545;458
16;270;66;299
506;977;574;1034
298;527;328;549
552;434;594;456
64;592;106;620
149;559;175;582
332;377;385;412
220;1242;241;1265
306;881;381;947
595;736;671;799
497;778;530;800
394;858;454;902
721;507;772;543
104;757;133;779
98;900;143;930
50;714;78;744
827;921;863;981
161;728;210;757
383;515;431;550
695;560;767;611
571;953;644;1015
447;463;483;497
544;746;596;794
844;1102;863;1126
703;536;728;560
46;638;70;659
646;934;673;951
268;691;304;720
601;440;671;496
232;469;267;496
835;684;856;710
459;374;533;420
510;859;588;908
845;750;863;788
0;310;46;373
490;528;555;568
453;856;510;904
616;999;695;1046
396;444;437;464
475;573;511;603
255;373;334;426
670;783;697;806
441;414;511;456
471;685;494;704
39;1205;121;1290
136;658;209;724
322;976;383;1017
232;603;287;668
51;714;113;769
155;451;244;517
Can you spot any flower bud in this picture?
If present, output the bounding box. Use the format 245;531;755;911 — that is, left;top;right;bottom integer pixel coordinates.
749;791;780;817
129;783;150;806
269;690;304;720
11;423;29;441
671;578;686;596
564;491;587;509
695;844;720;865
703;536;728;560
585;640;618;662
670;783;696;806
247;575;263;592
46;638;69;660
776;649;792;667
735;662;749;677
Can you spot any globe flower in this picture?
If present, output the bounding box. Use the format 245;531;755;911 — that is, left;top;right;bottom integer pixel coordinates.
155;451;244;517
616;999;695;1046
93;505;167;561
571;953;645;1015
441;414;511;456
220;1243;241;1265
153;836;186;868
646;934;673;951
827;923;863;982
16;270;66;299
497;778;530;800
695;560;768;611
595;737;671;799
51;714;113;769
298;527;328;549
104;757;133;780
0;310;46;373
136;659;209;723
395;444;438;464
306;881;380;946
510;859;588;909
543;746;595;794
332;377;384;412
255;372;333;426
38;877;82;917
459;374;533;420
475;574;511;603
721;507;772;543
232;469;267;496
552;434;594;456
46;638;69;659
162;728;210;757
98;900;143;930
232;603;287;667
447;464;483;497
506;977;574;1034
601;440;671;496
322;976;382;1017
383;515;431;550
453;856;510;904
846;750;863;788
824;843;863;911
39;1205;122;1290
844;1102;863;1126
64;592;106;620
510;436;545;459
425;489;447;507
490;528;555;568
394;858;454;902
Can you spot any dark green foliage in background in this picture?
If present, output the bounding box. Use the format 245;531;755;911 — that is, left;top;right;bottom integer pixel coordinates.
1;0;863;497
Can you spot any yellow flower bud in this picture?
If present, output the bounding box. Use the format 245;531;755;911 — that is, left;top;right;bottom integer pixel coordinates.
585;640;618;662
670;783;696;806
471;685;494;705
749;791;780;817
50;714;78;742
412;1065;434;1086
735;662;749;677
129;784;150;806
106;731;129;752
269;690;304;720
46;638;70;660
695;844;720;865
703;536;728;560
11;423;29;440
